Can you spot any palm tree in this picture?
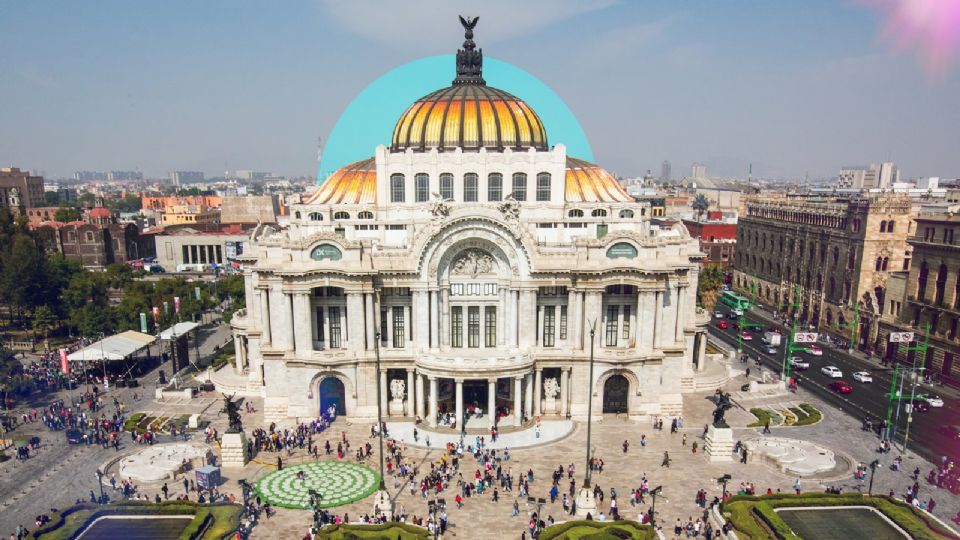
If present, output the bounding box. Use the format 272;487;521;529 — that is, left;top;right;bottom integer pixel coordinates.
691;194;710;222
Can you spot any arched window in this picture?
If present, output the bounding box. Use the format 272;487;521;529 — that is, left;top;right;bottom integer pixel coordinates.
882;257;889;271
487;173;502;201
619;209;634;219
333;211;350;220
887;221;895;233
85;231;94;242
880;221;887;233
591;209;607;218
440;173;454;200
535;172;551;201
829;277;836;298
415;173;429;202
917;261;929;300
390;173;405;203
935;263;948;305
358;211;373;220
308;212;323;221
832;246;840;266
511;173;527;201
295;211;301;219
464;173;478;202
568;209;584;218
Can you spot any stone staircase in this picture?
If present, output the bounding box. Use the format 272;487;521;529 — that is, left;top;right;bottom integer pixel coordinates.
210;365;261;396
680;361;731;392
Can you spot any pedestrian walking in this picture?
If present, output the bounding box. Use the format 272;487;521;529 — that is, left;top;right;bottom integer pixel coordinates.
662;451;671;468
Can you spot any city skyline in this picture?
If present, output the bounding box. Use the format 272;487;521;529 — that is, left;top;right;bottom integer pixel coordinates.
2;1;960;180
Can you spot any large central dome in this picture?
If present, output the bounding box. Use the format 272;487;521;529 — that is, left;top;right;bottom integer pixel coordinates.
390;17;548;153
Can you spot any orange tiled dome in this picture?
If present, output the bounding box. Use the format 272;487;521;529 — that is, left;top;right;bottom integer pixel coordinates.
304;158;377;205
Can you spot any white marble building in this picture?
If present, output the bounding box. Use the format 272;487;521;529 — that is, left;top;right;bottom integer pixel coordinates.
225;24;713;426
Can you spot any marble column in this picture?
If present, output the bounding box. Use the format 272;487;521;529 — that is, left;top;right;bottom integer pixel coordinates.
233;336;244;372
415;372;425;418
387;307;395;348
637;290;653;354
429;291;439;349
428;376;438;427
414;290;429;350
497;288;507;347
519;290;537;348
513;376;522;426
675;285;686;343
293;292;312;356
569;290;582;350
269;286;292;351
560;368;569;417
488;378;497;427
584;291;603;337
533;368;542;417
524;372;533;419
455;379;464;430
440;288;450;349
406;369;415;417
654;291;663;349
379;370;388;417
365;293;375;350
347;293;364;351
697;332;707;371
259;289;272;345
510;290;520;348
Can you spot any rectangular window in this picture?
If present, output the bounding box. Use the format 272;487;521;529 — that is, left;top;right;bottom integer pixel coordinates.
543;305;556;347
415;173;429;202
390;174;405;203
182;245;189;264
380;309;388;344
468;306;480;348
329;307;342;348
536;172;551;201
512;173;527;201
215;245;222;263
199;245;207;264
315;306;325;342
190;245;198;264
485;306;497;347
451;306;463;348
440;173;454;200
464;173;478;202
622;305;631;340
487;173;502;201
392;306;405;346
559;306;568;339
605;305;619;346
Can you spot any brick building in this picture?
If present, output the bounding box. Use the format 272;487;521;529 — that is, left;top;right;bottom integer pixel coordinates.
34;207;154;268
732;195;913;349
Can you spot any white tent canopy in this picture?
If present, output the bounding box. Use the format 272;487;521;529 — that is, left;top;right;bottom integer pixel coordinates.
67;330;156;362
159;322;200;340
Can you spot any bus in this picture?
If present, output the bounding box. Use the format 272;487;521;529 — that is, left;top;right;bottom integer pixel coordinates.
720;290;750;314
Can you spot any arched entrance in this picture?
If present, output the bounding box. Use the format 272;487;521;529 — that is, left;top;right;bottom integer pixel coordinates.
602;375;629;414
318;377;346;416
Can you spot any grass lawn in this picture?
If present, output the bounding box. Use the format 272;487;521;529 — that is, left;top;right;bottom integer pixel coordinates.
31;501;242;540
540;519;657;540
313;523;431;539
747;408;782;428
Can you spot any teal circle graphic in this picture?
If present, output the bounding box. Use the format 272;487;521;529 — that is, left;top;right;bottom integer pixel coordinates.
318;55;594;183
254;461;381;509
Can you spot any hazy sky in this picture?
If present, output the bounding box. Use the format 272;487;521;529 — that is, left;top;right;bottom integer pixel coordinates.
2;0;959;180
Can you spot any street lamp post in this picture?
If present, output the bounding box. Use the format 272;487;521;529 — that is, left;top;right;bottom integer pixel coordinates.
718;474;732;499
373;330;385;491
650;485;663;527
583;325;596;490
95;469;105;504
868;459;880;496
528;496;546;534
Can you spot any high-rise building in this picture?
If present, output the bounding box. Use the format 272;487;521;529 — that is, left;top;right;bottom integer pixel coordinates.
235;170;271;181
837;162;900;189
74;171;108;182
691;163;706;180
0;167;45;213
108;171;143;181
660;160;671;182
171;171;205;186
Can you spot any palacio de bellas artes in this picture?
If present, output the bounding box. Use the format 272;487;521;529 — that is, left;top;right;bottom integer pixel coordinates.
225;23;714;432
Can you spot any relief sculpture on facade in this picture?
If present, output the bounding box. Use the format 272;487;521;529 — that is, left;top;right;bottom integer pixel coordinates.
451;248;495;278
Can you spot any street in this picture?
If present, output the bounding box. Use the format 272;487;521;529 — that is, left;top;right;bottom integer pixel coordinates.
708;304;960;466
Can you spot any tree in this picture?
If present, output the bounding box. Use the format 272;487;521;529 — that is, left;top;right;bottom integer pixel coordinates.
697;265;725;312
0;233;47;323
78;193;97;206
54;207;82;222
32;305;57;342
691;194;710;222
108;195;142;213
44;191;61;205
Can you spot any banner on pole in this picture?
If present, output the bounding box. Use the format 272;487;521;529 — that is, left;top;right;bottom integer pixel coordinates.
174;296;181;314
59;349;69;375
163;302;169;314
140;312;148;333
794;332;819;343
195;286;202;301
889;332;915;343
152;306;160;322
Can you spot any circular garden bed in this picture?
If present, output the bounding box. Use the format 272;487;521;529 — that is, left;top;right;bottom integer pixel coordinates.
254;461;381;509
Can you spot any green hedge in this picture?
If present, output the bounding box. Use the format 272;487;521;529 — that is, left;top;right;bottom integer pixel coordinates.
722;493;959;540
748;408;781;428
123;412;147;432
30;501;241;540
314;522;431;539
539;519;656;540
792;404;822;426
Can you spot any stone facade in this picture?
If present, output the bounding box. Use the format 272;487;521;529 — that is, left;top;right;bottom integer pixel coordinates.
877;208;960;387
732;195;912;350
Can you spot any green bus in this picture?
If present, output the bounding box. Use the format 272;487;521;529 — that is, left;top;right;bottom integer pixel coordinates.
720;290;750;313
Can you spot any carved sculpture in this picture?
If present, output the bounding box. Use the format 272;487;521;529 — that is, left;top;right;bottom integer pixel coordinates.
498;195;520;220
390;379;406;401
451;249;495;277
711;391;732;428
221;393;243;433
543;377;560;399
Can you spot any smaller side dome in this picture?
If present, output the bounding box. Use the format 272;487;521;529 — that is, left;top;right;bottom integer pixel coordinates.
565;157;633;203
305;158;377;205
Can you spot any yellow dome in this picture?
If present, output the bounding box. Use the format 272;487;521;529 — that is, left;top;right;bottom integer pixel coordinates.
391;85;548;153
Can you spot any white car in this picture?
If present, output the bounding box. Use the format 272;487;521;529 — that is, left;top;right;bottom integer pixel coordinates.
714;311;724;319
852;371;873;383
924;395;945;407
821;366;843;378
805;344;824;356
766;346;778;355
789;357;810;370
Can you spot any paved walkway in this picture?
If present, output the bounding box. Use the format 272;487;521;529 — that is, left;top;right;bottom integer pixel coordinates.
384;421;575;450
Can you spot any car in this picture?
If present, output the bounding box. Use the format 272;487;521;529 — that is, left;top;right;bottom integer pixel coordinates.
789;357;809;370
726;312;739;320
714;311;724;319
65;429;84;445
923;395;945;408
821;366;843;378
740;332;753;341
909;399;930;413
716;321;729;330
733;309;744;316
937;425;960;440
805;344;823;356
852;371;873;383
766;346;778;355
830;380;853;394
